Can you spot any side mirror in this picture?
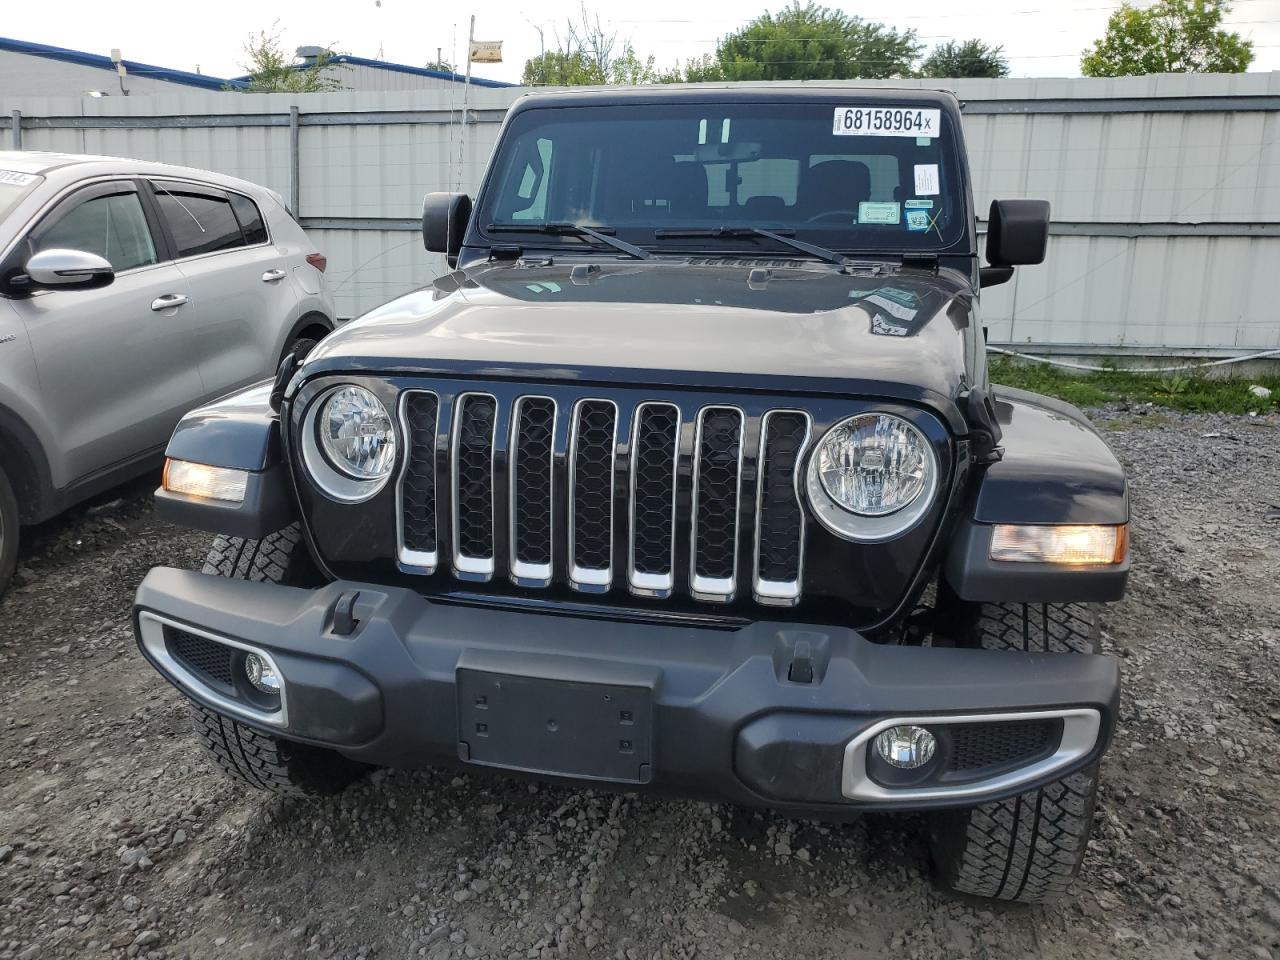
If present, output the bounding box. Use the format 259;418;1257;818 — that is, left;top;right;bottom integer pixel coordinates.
23;249;115;290
985;199;1049;267
422;192;472;268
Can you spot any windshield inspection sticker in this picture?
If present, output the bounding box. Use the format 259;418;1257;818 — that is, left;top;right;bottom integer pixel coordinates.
913;164;940;195
0;170;37;187
858;201;900;225
833;107;941;138
904;199;936;233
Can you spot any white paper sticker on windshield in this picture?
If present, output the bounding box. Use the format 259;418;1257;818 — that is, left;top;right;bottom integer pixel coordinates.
0;170;37;187
914;164;940;196
833;107;941;138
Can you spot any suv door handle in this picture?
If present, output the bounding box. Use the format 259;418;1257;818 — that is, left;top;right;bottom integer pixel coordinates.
261;269;287;282
150;294;189;311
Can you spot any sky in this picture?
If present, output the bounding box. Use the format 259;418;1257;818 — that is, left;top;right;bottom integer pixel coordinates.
7;0;1280;83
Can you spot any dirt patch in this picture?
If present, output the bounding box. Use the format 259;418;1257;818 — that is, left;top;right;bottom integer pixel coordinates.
1;413;1278;960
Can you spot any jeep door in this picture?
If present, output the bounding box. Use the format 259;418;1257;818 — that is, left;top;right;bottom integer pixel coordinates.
148;180;300;399
3;179;204;489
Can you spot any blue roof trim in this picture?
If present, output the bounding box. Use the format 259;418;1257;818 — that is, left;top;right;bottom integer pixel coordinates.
229;53;515;88
0;36;244;90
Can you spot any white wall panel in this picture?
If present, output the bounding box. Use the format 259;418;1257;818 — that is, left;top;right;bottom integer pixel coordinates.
5;77;1279;353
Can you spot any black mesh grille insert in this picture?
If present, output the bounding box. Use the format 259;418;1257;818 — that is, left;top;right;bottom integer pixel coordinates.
757;412;808;584
168;629;234;690
631;404;679;577
513;398;555;567
401;392;439;556
693;408;743;581
455;395;496;560
571;401;616;572
946;719;1060;772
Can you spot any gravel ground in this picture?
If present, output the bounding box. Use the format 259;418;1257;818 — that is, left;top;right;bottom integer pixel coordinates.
1;409;1278;960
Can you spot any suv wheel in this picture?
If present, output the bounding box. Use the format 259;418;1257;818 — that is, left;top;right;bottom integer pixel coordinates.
0;464;17;598
190;524;367;796
928;600;1102;903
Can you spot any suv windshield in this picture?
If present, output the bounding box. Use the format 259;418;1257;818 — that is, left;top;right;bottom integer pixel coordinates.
474;100;970;256
0;171;43;222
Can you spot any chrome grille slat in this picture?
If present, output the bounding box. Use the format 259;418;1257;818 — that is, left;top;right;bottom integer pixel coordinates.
628;402;680;597
397;391;440;572
690;406;745;603
451;393;497;579
754;410;811;606
509;396;556;586
398;389;807;605
568;399;618;591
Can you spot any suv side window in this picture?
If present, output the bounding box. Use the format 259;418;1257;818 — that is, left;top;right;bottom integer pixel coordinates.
33;189;158;273
152;182;245;258
228;192;269;245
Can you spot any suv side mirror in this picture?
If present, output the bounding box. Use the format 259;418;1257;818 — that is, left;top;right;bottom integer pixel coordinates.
23;249;115;290
422;192;473;268
985;199;1050;267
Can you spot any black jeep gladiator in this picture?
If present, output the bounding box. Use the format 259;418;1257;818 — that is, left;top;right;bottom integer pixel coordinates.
135;86;1129;903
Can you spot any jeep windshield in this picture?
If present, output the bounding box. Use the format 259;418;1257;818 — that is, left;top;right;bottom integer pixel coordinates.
474;100;971;258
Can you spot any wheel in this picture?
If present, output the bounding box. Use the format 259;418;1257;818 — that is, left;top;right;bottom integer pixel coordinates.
0;464;17;598
928;600;1103;903
282;336;318;367
189;524;367;796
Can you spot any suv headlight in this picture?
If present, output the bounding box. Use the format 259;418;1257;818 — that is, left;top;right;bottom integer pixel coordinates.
805;413;938;542
302;384;397;501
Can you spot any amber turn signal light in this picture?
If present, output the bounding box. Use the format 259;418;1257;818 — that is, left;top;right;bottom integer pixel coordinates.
990;523;1128;566
163;458;248;503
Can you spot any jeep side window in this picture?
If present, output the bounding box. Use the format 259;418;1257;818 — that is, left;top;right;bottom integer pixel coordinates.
509;138;553;221
33;190;158;273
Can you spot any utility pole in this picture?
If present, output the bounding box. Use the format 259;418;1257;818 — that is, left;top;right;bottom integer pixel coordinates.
461;15;475;177
464;15;475;89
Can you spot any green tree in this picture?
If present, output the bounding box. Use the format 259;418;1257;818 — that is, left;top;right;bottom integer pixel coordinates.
919;40;1009;78
235;26;346;92
522;10;669;85
1081;0;1252;77
680;2;921;82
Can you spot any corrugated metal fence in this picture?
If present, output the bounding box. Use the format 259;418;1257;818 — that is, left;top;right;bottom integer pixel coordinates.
7;74;1280;356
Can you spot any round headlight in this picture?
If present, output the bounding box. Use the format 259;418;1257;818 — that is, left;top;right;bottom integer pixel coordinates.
317;385;396;480
805;413;939;542
815;413;930;516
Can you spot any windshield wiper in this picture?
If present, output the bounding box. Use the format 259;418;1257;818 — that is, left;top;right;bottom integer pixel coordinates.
487;222;650;260
653;226;849;265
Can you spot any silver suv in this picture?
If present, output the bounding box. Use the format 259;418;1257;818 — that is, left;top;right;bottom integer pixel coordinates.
0;151;337;594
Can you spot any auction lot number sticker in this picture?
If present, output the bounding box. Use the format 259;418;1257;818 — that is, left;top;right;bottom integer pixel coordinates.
833;107;941;137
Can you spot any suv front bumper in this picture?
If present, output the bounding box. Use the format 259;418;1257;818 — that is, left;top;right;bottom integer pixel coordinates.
134;567;1119;815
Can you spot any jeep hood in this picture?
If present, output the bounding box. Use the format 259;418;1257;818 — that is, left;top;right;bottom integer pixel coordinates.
305;258;975;423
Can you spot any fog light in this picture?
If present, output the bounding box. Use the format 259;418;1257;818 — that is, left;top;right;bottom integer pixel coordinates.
874;725;937;769
163;458;248;503
244;653;281;694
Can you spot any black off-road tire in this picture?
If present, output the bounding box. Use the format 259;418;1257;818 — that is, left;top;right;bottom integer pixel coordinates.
928;601;1103;904
189;701;363;797
200;523;320;586
190;524;366;796
0;464;17;599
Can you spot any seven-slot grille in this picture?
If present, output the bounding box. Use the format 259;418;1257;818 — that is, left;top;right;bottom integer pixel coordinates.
398;391;812;605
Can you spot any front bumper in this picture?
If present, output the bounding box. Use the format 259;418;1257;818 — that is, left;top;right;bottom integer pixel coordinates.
134;567;1119;815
